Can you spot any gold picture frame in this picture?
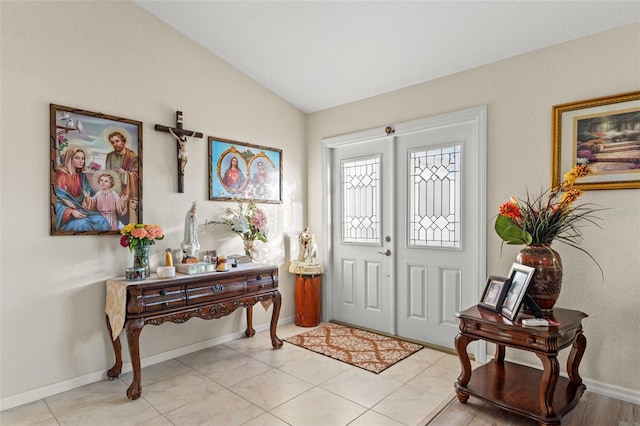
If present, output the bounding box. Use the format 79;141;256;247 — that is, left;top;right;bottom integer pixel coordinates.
50;104;143;235
551;91;640;190
208;136;282;203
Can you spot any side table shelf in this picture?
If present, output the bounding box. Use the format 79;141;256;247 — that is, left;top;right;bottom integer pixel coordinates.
454;306;587;426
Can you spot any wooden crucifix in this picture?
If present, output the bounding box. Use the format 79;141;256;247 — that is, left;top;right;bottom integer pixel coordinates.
155;111;203;193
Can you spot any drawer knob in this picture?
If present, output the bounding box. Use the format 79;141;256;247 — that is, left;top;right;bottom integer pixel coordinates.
162;302;168;307
160;290;167;296
527;337;536;344
256;275;262;280
212;284;224;293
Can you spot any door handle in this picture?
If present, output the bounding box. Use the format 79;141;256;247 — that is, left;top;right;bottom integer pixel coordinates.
377;249;391;256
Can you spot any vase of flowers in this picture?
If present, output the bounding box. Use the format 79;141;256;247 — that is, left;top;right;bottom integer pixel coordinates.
120;223;164;277
216;199;268;262
495;164;603;311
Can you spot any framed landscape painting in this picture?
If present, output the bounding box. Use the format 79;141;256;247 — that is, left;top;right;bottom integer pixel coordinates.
50;104;143;235
208;136;282;204
552;91;640;190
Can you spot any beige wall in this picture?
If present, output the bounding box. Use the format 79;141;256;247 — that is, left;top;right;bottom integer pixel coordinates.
2;0;639;408
307;24;640;395
0;1;305;405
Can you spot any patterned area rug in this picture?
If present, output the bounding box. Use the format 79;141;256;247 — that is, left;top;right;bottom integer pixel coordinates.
284;323;423;374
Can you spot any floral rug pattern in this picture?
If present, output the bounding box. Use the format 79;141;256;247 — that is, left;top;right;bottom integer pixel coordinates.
284;323;423;374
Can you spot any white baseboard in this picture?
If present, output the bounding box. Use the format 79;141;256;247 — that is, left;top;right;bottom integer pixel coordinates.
584;377;640;405
0;316;294;411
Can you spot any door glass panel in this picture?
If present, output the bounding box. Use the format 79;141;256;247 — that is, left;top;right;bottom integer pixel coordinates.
408;145;461;248
341;155;381;245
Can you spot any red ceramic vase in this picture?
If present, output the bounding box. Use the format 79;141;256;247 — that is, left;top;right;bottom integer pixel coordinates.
516;244;563;312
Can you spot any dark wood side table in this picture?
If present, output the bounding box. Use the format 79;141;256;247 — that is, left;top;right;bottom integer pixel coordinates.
105;264;282;400
454;306;587;426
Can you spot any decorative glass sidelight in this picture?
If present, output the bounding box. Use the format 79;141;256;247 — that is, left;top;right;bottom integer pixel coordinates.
409;145;461;248
341;155;381;244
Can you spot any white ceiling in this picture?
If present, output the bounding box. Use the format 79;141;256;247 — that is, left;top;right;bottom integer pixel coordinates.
134;1;640;113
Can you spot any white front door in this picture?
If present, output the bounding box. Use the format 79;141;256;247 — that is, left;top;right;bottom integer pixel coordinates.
324;107;486;351
330;136;394;333
395;112;485;349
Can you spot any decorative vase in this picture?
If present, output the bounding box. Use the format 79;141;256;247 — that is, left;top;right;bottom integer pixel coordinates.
133;243;151;278
243;239;257;262
516;244;562;312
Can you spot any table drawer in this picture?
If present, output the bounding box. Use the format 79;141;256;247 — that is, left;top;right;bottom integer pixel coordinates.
246;273;275;292
462;321;553;352
141;286;186;312
186;278;246;304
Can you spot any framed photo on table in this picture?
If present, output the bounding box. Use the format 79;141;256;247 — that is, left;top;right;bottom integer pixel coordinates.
478;276;510;312
50;104;143;236
209;136;282;204
552;91;640;190
501;263;536;321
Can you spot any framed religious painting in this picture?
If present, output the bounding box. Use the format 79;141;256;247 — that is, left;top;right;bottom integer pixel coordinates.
50;104;143;236
208;136;282;204
552;91;640;190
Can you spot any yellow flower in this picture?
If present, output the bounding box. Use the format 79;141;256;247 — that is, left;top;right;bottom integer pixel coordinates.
561;164;590;191
559;189;583;209
121;223;135;235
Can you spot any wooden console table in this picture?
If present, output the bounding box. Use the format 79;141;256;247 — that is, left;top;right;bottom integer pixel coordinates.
105;263;282;400
454;306;587;426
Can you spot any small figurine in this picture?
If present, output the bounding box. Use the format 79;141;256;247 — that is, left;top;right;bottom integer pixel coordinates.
165;248;173;267
181;201;200;263
297;227;312;262
289;226;324;275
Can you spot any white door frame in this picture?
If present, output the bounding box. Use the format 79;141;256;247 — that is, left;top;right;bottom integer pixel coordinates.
321;106;488;363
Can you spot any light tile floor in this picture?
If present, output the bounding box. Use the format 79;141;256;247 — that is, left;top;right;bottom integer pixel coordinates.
1;323;469;426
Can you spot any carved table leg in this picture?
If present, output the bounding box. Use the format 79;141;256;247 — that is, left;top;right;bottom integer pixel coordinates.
245;305;256;337
494;343;505;363
536;353;560;418
567;331;586;386
125;319;144;400
106;314;123;379
454;332;477;403
270;291;283;349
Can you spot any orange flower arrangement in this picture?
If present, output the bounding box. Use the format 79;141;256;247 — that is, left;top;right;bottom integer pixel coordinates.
495;164;604;269
120;223;164;251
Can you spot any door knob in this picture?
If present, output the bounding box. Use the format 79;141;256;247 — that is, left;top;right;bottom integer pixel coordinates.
377;249;392;256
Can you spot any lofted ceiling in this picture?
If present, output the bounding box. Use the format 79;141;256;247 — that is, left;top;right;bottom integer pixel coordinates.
134;1;640;113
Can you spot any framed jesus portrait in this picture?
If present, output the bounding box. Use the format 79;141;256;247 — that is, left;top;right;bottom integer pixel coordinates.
208;136;282;204
50;104;143;235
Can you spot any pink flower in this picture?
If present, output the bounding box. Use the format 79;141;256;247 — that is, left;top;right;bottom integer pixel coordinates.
145;225;163;239
251;210;266;229
120;235;129;247
131;228;148;239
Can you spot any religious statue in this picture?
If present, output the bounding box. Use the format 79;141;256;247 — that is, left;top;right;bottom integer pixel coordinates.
306;235;318;264
168;128;196;175
181;201;200;263
289;226;324;275
155;111;203;193
297;227;312;262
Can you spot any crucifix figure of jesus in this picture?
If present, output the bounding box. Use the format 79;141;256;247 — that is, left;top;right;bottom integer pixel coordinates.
155;111;203;193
